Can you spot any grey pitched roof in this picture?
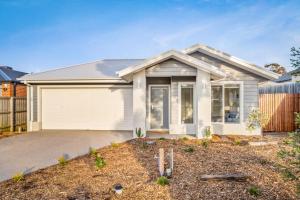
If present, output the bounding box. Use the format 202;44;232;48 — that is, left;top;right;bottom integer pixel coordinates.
20;59;145;81
0;66;27;82
275;68;300;83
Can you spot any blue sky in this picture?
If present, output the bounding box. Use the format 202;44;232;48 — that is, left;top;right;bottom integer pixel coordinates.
0;0;300;73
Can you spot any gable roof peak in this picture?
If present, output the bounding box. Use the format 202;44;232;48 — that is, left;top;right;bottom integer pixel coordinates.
182;43;279;80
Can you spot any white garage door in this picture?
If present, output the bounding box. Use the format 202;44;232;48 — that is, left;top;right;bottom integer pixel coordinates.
41;87;133;130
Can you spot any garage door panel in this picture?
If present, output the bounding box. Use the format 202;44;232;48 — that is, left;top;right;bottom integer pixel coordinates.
41;88;133;130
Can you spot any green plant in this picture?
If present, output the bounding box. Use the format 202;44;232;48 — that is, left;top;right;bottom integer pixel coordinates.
248;185;261;197
281;169;297;181
58;156;67;166
295;112;300;129
246;108;268;131
89;147;97;157
204;127;211;138
184;146;194;153
95;155;106;169
234;140;241;146
135;128;144;138
12;172;24;182
158;137;166;141
111;142;120;148
156;176;169;186
180;136;189;141
202;140;209;148
277;149;289;159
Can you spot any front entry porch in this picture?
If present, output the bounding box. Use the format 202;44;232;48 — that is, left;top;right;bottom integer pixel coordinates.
130;56;217;139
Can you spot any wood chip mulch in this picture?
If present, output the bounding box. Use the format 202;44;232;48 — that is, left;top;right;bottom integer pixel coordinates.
0;138;298;200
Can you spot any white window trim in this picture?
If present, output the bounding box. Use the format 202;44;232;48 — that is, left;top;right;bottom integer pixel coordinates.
147;84;171;131
178;82;196;125
211;81;244;125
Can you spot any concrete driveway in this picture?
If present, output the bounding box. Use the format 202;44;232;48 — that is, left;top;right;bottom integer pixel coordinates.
0;130;132;182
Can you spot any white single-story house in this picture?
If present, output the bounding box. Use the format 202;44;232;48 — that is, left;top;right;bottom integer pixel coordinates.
19;44;279;138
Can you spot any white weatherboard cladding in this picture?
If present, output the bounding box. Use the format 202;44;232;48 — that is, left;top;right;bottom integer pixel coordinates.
41;87;133;130
146;59;197;77
132;70;146;136
196;69;211;138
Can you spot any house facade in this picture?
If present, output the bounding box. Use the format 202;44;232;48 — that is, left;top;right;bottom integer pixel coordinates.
19;44;278;137
0;66;27;97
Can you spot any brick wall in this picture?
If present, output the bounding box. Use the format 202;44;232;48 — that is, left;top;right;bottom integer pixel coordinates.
1;82;14;97
15;84;27;97
1;82;27;97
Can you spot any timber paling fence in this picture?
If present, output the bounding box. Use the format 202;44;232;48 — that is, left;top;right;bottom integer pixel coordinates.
259;83;300;132
0;97;27;132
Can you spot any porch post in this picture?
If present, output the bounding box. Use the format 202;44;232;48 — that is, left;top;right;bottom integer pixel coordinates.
196;69;211;138
132;70;146;137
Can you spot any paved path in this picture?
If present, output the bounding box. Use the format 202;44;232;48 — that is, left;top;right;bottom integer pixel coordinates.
0;130;132;182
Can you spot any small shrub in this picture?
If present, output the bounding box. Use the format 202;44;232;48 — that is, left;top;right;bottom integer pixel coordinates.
135;127;144;138
248;185;261;197
182;137;189;141
234;140;241;146
95;155;106;169
111;142;120;148
277;149;289;159
156;176;169;186
184;146;194;153
58;156;67;166
204;127;211;138
246;108;268;131
12;172;24;182
281;169;297;181
202;140;209;148
158;137;166;141
89;147;97;157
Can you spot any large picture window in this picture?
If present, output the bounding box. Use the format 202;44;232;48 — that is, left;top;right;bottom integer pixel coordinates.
211;84;241;123
181;84;194;124
224;84;240;123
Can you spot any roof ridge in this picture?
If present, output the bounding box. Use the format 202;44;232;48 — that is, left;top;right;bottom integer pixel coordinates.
23;59;107;77
103;58;144;60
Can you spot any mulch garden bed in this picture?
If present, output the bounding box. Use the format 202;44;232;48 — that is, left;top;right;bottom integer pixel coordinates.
0;137;298;199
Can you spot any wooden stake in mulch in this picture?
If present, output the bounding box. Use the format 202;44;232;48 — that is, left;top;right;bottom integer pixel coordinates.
200;174;250;182
158;148;164;176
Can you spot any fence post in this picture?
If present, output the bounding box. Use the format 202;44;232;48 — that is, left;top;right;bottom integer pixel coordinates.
10;97;14;132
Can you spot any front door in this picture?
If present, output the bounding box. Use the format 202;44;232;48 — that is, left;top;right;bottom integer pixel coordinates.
150;86;169;130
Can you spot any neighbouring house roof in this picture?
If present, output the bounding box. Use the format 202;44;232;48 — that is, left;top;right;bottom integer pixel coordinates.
275;68;300;83
20;59;145;83
182;44;279;80
0;66;27;82
117;50;226;80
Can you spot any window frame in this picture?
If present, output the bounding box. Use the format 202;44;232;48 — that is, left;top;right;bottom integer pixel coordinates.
178;82;196;125
211;81;244;124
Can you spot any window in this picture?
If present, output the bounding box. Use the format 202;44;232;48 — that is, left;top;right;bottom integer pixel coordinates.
181;84;193;124
211;86;223;122
211;84;241;123
224;84;240;123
